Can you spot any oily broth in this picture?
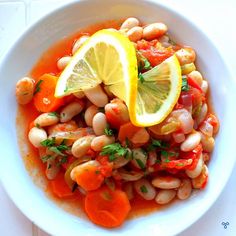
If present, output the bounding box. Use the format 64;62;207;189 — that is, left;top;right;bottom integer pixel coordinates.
16;20;166;220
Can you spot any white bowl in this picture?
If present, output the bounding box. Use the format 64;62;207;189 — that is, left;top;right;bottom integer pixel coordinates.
0;0;236;235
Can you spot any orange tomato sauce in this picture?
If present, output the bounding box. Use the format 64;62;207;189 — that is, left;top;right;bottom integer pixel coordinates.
16;20;165;220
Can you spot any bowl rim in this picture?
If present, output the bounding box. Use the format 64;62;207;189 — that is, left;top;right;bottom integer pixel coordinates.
0;0;236;235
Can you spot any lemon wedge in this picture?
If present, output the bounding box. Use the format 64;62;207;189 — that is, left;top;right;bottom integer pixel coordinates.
129;55;182;127
55;29;137;103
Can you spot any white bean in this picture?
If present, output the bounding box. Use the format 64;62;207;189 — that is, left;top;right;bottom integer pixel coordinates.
84;105;99;126
131;148;147;169
118;169;144;181
180;132;201;152
28;127;47;148
123;182;134;200
177;179;192;200
196;103;208;125
175;48;196;65
84;85;108;107
192;164;208;189
70;160;100;181
120;17;139;30
188;71;203;86
155;190;176;205
201;80;208;94
71;135;95;158
92;112;107;135
151;176;181;189
134;178;156;200
112;152;131;169
127;26;143;42
34;112;59;127
57;56;71;70
72;35;90;55
15;77;35;105
91;135;115;151
143;23;167;40
186;153;203;178
201;133;215;152
60;101;83;122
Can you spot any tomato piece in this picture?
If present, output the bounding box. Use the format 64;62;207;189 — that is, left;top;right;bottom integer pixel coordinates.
187;76;202;92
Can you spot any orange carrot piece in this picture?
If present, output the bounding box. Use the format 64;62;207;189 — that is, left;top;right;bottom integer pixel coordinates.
118;122;149;146
33;73;64;112
75;165;104;191
50;171;74;198
85;186;131;228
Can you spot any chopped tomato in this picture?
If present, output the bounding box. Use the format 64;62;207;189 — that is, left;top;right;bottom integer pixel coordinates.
137;39;174;67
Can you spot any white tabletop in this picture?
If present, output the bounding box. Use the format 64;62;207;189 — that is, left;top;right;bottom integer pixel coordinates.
0;0;236;235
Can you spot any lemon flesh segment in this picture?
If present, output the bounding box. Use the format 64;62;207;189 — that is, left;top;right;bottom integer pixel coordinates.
129;55;182;127
55;29;138;102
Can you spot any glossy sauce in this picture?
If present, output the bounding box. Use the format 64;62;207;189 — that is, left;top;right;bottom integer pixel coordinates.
17;20;165;220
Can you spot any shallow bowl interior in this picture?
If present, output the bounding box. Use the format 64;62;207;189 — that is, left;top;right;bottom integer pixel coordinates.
0;0;236;235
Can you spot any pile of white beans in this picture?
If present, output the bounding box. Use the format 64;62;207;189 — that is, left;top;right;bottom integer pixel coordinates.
15;17;219;206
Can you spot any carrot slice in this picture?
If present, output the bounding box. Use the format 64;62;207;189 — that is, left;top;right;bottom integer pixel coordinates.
33;73;64;112
85;186;131;228
75;164;104;191
50;171;75;198
118;122;149;146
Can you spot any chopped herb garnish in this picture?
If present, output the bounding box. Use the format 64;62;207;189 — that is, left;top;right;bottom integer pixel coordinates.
140;185;148;193
36;123;40;128
143;58;152;70
161;150;179;158
41;155;53;163
138;72;145;83
33;79;43;95
95;170;101;175
101;143;130;162
48;112;59;117
64;86;69;93
147;139;169;151
104;125;114;136
58;156;68;165
135;159;145;169
181;76;189;91
40;137;56;147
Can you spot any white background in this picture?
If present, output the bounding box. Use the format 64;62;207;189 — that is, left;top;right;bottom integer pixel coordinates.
0;0;235;235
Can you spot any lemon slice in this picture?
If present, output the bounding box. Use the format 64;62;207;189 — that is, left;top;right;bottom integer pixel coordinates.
55;29;137;103
129;55;182;127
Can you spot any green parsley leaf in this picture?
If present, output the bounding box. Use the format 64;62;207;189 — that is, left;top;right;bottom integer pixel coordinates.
40;137;56;147
101;143;130;162
147;139;169;151
140;185;148;193
95;170;101;175
138;72;145;83
33;80;43;95
135;159;145;169
104;125;114;136
181;75;189;91
57;156;68;166
161;150;179;159
36;123;40;128
48;112;59;117
41;155;53;163
143;58;152;70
